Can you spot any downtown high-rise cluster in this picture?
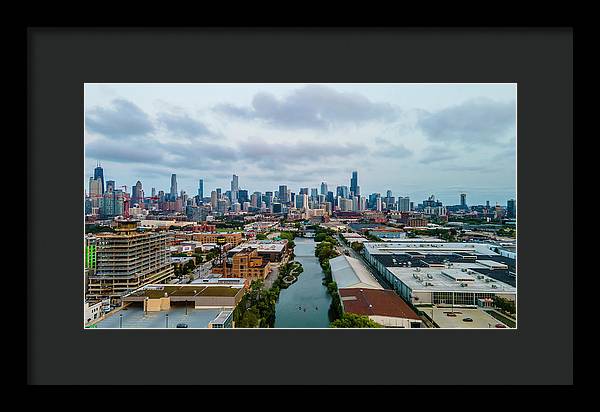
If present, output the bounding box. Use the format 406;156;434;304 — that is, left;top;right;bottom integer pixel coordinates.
85;165;516;221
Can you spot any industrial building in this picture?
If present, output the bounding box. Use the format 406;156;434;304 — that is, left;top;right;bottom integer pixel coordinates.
227;240;288;262
211;247;271;280
362;242;516;307
330;254;422;328
87;220;175;303
339;288;422;328
329;255;383;290
122;284;245;310
191;232;243;246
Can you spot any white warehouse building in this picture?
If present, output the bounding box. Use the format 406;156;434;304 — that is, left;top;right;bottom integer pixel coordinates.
362;242;516;307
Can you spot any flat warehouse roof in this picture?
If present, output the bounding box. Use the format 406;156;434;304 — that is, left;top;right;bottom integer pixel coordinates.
364;241;499;255
387;267;516;294
124;284;242;299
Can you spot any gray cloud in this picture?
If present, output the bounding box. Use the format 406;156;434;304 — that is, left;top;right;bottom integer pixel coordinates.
214;85;398;129
86;99;155;138
419;150;458;164
439;164;503;173
86;140;161;164
418;97;516;143
236;137;366;165
86;137;231;172
492;146;516;162
157;112;215;138
372;137;412;158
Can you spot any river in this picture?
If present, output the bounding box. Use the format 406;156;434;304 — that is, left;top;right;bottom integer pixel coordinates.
274;237;332;328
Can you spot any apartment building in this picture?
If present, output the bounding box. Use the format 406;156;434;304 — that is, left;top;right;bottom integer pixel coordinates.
87;220;175;303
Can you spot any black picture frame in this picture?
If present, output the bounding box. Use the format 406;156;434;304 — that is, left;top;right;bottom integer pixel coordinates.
27;27;573;385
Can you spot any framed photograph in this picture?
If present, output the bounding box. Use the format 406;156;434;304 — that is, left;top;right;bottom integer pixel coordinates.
83;82;517;331
28;27;572;386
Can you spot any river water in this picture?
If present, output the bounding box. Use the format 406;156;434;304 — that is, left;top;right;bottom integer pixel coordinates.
274;237;332;328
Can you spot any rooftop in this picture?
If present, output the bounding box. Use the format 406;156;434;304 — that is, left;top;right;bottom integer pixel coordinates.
339;288;420;320
329;255;383;290
125;284;243;299
211;310;233;324
387;266;516;294
229;240;287;254
365;241;516;287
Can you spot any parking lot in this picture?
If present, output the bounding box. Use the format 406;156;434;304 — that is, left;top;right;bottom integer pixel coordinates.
93;305;224;329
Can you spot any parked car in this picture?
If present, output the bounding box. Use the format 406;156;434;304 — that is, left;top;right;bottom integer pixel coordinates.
176;323;189;328
462;317;473;322
495;323;507;328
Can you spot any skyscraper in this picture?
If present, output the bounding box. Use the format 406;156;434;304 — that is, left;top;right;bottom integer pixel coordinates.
310;188;318;200
132;181;143;205
507;199;516;218
350;171;359;196
278;185;288;204
238;190;249;204
460;193;467;208
397;196;410;212
198;179;204;200
336;185;349;199
170;174;178;200
93;162;105;194
320;182;328;196
231;174;239;202
106;180;115;192
89;177;102;208
210;191;218;209
263;192;273;208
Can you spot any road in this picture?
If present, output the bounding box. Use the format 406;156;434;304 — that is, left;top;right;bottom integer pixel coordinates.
263;265;280;289
192;261;214;279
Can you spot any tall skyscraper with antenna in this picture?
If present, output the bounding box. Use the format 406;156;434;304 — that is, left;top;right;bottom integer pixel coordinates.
93;161;105;194
350;170;359;196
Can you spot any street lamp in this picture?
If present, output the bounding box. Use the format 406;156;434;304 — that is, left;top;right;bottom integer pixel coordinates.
119;313;123;328
165;313;169;328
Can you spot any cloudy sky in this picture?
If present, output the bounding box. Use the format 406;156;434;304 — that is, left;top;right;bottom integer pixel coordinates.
84;83;516;206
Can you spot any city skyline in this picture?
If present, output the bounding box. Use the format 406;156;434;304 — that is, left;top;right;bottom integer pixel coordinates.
85;165;514;207
84;83;516;205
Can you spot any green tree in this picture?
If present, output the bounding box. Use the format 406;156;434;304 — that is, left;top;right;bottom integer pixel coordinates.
239;308;260;328
330;313;383;328
351;242;364;253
